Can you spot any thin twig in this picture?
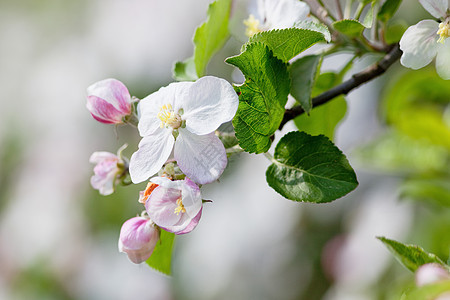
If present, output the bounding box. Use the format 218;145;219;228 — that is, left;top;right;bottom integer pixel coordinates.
279;44;402;129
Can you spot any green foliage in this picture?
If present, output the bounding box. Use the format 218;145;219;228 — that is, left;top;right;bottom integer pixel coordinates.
378;0;402;23
377;237;447;272
173;0;231;80
173;58;197;81
248;28;326;62
146;230;175;275
294;20;331;42
355;131;449;174
226;43;290;153
332;19;366;37
290;55;321;113
294;72;347;140
384;20;408;44
266;131;358;203
400;178;450;208
383;69;450;150
362;3;375;28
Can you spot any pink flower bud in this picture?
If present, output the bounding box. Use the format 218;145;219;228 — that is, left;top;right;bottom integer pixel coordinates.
86;78;132;124
118;216;160;264
89;151;123;195
416;263;450;287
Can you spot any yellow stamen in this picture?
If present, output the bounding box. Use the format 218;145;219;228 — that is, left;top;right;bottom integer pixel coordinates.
243;14;262;37
174;198;186;215
158;104;182;129
437;21;449;44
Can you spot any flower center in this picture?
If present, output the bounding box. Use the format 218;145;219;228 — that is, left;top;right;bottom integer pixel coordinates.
437;20;450;44
243;14;262;37
158;104;182;129
174;198;186;215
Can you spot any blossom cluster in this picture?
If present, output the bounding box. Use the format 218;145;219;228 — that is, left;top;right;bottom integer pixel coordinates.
86;0;450;269
87;76;238;264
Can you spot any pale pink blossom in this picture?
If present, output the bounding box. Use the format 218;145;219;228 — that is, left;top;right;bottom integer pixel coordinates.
89;149;125;195
145;177;202;235
118;216;160;264
86;78;132;124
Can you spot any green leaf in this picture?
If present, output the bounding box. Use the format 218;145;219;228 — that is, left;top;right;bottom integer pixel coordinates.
362;2;375;28
377;236;447;273
404;281;450;300
290;55;321;113
173;0;231;80
294;97;347;140
332;19;366;37
294;20;332;42
173;57;198;81
378;0;402;23
226;43;290;153
384;20;408;44
266;131;358;203
294;72;347;140
146;230;175;275
248;28;326;62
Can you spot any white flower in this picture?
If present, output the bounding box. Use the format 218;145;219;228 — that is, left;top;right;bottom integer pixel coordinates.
399;0;450;79
243;0;310;37
129;76;238;185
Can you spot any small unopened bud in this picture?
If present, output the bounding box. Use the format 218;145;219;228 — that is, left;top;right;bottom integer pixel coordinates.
86;78;132;124
118;217;160;264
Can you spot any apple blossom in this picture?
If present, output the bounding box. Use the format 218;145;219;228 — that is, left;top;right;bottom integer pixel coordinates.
118;216;160;264
243;0;310;37
399;0;450;79
129;76;238;185
144;177;202;235
86;78;133;124
89;144;128;195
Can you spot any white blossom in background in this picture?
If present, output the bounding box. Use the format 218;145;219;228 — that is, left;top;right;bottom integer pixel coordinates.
144;177;203;235
118;216;160;264
129;76;238;185
399;0;450;80
243;0;310;37
86;78;133;124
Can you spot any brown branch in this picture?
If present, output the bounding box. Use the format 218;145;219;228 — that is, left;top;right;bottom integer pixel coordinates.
280;44;402;129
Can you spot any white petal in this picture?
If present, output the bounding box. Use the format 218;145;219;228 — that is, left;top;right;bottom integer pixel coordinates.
400;20;440;70
129;129;174;183
264;0;310;29
174;129;227;184
182;76;238;135
436;41;450;79
180;178;202;218
419;0;448;19
146;186;182;227
138;82;192;136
